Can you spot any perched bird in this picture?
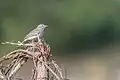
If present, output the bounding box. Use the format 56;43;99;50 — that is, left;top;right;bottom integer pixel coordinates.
23;24;47;43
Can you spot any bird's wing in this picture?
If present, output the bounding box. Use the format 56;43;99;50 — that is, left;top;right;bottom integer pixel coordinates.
24;28;40;40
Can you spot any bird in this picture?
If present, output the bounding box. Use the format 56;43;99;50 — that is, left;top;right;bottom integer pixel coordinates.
22;24;47;43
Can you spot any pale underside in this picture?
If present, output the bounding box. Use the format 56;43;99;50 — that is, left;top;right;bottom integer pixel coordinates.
23;27;44;42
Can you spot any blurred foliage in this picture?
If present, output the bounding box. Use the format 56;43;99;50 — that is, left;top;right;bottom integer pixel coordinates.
0;0;120;54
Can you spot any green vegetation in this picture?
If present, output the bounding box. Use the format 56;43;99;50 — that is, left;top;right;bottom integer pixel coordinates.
0;0;120;54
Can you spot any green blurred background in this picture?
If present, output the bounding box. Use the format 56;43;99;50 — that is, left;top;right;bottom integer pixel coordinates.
1;0;120;80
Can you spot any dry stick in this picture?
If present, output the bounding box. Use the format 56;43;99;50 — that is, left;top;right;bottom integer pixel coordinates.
1;41;35;47
1;41;65;80
0;70;7;80
0;49;37;61
0;50;32;80
46;64;49;80
52;60;63;79
31;44;38;80
0;49;30;63
4;49;33;60
36;57;47;80
32;68;36;80
0;57;20;80
42;56;49;80
0;53;17;63
8;57;27;79
4;59;18;76
5;54;21;77
38;58;60;80
32;56;38;80
0;49;32;69
0;50;30;80
50;67;57;80
32;43;50;80
49;56;63;79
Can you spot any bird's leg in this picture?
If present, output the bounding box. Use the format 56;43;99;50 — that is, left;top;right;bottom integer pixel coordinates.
37;37;40;42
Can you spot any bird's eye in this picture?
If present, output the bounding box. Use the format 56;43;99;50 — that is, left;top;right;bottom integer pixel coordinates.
41;24;44;26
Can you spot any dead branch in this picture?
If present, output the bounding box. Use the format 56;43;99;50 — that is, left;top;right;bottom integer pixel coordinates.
0;41;69;80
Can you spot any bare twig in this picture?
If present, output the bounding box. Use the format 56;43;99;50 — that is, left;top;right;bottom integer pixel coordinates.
52;60;63;79
8;57;27;79
0;40;68;80
38;57;61;80
1;41;35;47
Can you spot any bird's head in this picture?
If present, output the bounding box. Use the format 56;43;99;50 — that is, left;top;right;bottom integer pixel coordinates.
37;24;48;29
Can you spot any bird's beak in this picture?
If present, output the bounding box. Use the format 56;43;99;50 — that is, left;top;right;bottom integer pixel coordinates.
45;25;48;28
